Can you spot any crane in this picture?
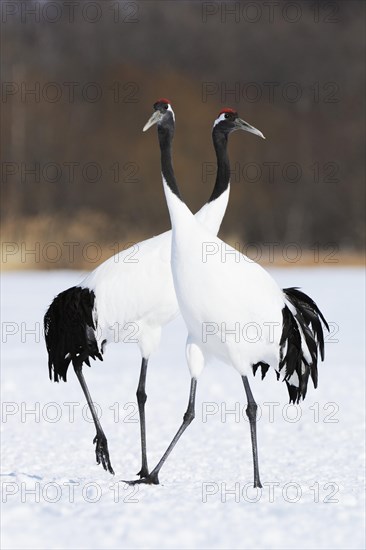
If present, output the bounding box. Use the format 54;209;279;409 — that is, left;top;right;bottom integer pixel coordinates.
126;104;328;487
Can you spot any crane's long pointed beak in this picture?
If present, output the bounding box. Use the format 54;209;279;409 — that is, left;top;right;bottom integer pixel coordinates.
235;118;265;139
143;111;163;132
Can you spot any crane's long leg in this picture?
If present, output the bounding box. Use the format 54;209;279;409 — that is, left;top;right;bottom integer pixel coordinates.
124;378;197;485
242;375;262;488
136;357;149;478
74;365;114;475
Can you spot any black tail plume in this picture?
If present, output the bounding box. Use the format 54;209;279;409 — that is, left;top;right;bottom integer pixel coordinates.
44;286;103;382
279;287;329;404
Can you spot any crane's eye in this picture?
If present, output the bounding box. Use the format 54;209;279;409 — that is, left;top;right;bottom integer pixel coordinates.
164;104;168;110
225;113;230;119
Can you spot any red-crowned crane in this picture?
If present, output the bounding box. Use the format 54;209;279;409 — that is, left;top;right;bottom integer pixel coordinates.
125;104;329;487
44;100;265;476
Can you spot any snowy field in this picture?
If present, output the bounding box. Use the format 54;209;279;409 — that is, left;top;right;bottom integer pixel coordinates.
1;268;365;550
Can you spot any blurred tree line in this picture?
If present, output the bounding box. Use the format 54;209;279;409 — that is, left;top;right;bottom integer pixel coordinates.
1;0;364;268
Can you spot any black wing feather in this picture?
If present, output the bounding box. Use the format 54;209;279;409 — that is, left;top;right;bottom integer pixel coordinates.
44;286;103;382
279;287;329;403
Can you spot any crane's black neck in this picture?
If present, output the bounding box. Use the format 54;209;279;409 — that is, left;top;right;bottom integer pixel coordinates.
158;125;181;200
208;129;230;203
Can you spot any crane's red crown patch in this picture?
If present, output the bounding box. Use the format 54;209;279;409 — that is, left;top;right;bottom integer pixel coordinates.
156;98;171;105
219;107;237;116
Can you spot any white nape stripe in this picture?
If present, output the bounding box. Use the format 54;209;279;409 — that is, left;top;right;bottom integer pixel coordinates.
213;112;228;128
167;104;175;121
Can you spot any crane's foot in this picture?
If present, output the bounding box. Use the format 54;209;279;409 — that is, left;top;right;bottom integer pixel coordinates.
93;433;115;475
136;466;149;479
254;479;263;489
122;472;159;486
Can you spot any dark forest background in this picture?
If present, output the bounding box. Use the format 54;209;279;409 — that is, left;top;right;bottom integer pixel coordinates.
1;0;365;268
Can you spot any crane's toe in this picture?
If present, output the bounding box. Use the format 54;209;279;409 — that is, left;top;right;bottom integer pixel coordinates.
122;473;159;486
93;433;115;475
136;467;149;479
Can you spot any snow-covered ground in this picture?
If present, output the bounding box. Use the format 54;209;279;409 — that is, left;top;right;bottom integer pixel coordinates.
1;268;365;550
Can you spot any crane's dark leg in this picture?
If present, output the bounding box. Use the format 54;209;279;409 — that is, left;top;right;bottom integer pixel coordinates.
136;357;149;478
242;375;262;488
124;378;197;485
74;365;114;475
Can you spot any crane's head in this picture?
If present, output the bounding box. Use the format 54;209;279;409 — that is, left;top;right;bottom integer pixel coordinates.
143;99;175;132
213;108;265;139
